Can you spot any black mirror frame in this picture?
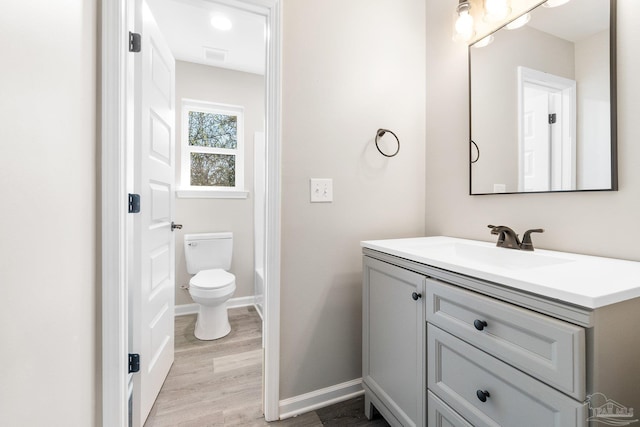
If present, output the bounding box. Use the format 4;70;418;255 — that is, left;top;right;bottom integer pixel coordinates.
468;0;617;195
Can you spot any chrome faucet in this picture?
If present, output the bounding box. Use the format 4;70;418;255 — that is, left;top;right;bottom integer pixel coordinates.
488;225;544;251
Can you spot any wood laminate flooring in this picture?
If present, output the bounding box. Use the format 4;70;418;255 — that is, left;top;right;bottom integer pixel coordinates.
145;306;389;427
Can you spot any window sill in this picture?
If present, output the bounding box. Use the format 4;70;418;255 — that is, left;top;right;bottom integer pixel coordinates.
176;188;249;199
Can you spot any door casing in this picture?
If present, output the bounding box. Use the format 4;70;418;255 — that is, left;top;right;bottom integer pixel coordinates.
101;0;282;425
517;66;577;192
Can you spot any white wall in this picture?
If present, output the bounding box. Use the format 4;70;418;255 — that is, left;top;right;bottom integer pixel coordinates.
281;0;426;399
173;62;264;305
0;1;97;425
427;0;640;261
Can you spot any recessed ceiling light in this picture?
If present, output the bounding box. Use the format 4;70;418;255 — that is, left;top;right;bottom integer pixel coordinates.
211;15;232;31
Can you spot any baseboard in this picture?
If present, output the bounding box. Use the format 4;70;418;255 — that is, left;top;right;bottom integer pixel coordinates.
278;378;364;420
227;295;256;309
175;303;199;316
255;303;264;321
174;295;256;316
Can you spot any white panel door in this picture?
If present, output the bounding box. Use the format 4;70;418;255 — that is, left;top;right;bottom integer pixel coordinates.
132;1;176;425
518;66;576;192
522;84;550;192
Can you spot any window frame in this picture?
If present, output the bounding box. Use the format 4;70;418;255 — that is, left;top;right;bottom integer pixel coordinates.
179;99;245;195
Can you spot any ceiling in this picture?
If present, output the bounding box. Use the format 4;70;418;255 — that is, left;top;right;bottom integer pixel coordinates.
527;0;610;42
146;0;266;75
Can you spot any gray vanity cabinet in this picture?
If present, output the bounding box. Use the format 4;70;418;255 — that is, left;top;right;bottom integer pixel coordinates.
362;256;426;427
362;247;640;427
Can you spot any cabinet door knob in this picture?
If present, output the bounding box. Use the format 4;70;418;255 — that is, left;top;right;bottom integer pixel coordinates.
476;389;491;402
473;319;488;331
411;292;422;301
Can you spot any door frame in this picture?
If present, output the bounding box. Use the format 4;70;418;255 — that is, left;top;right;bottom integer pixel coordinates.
517;66;577;192
101;0;282;425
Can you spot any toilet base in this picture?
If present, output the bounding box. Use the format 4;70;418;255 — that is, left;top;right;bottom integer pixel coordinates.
194;301;231;340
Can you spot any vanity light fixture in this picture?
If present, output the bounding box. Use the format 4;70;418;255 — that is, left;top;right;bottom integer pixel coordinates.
542;0;571;7
505;12;530;29
210;14;233;31
453;0;475;42
473;34;495;48
483;0;511;22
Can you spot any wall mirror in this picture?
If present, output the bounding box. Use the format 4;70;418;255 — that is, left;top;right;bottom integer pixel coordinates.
469;0;617;195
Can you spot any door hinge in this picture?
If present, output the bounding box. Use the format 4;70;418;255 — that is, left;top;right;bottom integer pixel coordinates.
548;113;557;124
129;32;141;53
128;193;141;213
128;353;140;373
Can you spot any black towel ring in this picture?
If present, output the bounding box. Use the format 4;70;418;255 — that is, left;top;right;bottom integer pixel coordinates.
375;129;400;157
470;140;480;164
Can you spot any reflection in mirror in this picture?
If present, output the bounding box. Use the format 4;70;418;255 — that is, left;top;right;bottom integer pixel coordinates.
469;0;616;195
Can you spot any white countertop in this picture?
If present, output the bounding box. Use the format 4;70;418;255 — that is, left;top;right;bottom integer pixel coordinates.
361;236;640;309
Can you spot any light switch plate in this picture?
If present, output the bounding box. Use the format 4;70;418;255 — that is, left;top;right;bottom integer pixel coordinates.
310;178;333;203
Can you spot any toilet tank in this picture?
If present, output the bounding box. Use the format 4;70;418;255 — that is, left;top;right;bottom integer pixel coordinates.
184;232;233;274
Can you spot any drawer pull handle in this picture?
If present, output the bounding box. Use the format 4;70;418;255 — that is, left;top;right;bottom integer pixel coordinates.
476;389;491;402
473;319;488;331
411;292;422;301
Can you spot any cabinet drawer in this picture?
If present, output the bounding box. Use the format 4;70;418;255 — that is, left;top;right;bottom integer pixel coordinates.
426;279;585;399
428;391;473;427
427;324;586;427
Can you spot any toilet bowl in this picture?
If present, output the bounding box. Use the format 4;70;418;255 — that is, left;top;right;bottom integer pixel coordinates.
189;270;236;340
184;232;236;340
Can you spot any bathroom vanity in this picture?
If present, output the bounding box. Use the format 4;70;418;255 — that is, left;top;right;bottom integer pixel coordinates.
361;236;640;427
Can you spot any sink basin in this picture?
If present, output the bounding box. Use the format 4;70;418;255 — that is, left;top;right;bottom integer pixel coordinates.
424;242;574;270
361;236;640;308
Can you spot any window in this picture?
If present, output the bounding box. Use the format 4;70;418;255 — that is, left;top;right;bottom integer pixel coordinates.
180;100;244;194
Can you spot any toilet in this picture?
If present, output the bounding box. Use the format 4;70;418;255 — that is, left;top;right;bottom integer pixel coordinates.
184;232;236;340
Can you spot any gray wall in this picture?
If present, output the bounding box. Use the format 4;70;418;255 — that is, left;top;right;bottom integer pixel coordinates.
575;30;611;189
173;61;264;305
426;0;640;261
0;1;97;425
4;0;640;425
280;0;426;399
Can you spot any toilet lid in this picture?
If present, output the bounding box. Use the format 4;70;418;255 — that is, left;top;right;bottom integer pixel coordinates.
190;269;235;289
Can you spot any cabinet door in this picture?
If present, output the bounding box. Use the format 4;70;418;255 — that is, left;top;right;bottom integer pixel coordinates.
363;256;425;427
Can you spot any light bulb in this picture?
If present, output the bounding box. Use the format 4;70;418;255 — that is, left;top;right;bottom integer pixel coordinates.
505;13;530;29
211;15;233;31
455;11;475;42
473;34;495;48
484;0;510;22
